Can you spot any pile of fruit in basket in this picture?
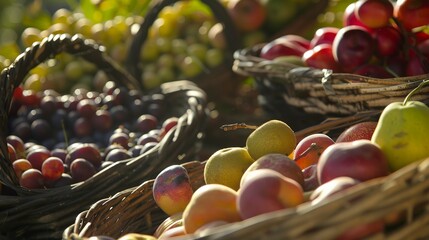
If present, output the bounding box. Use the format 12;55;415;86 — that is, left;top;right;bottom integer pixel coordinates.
259;0;429;77
74;78;429;239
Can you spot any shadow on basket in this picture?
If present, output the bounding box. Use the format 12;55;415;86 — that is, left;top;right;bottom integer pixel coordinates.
0;33;209;239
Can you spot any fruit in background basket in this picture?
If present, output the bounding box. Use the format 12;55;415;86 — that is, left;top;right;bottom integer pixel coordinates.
309;27;339;48
70;158;97;183
259;36;308;60
182;184;242;234
373;25;403;57
204;147;254;190
343;2;371;30
65;143;102;169
371;100;429;171
336;121;378;143
354;0;393;29
20;169;44;189
293;133;335;170
41;156;64;182
302;44;340;72
246;120;296;161
394;0;429;31
332;25;374;72
194;220;229;237
238;169;304;220
26;148;51;171
241;153;304;188
227;0;266;32
153;165;194;216
317;140;390;184
13;159;32;179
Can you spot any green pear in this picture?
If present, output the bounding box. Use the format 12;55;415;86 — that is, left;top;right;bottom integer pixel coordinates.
371;100;429;171
246;120;296;160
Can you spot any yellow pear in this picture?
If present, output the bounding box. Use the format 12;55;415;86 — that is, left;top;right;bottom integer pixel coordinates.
371;100;429;171
246;119;296;160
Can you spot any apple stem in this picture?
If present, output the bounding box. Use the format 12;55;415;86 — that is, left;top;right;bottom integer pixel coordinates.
220;123;258;131
293;143;322;162
403;79;429;105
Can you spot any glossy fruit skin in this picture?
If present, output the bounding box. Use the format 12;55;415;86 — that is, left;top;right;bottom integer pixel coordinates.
227;0;266;32
260;37;308;60
332;25;375;72
355;0;394;29
336;121;378;142
394;0;429;31
302;44;340;72
317;140;390;184
371;101;429;171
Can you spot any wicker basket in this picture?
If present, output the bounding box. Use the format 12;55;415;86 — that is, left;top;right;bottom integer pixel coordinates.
232;44;429;130
0;34;209;240
125;0;244;103
63;116;429;240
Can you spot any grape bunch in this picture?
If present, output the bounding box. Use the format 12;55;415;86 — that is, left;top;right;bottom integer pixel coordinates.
6;79;180;190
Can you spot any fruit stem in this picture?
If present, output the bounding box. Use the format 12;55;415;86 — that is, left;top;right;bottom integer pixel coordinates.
293;143;322;162
220;123;258;131
403;79;429;105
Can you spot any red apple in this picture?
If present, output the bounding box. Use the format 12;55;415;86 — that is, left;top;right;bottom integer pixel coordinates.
373;25;403;57
332;25;375;72
260;36;308;60
309;27;339;48
354;0;394;29
227;0;267;32
278;34;311;50
336;121;378;143
394;0;429;31
293;133;335;170
343;2;372;31
302;44;341;72
317;140;390;184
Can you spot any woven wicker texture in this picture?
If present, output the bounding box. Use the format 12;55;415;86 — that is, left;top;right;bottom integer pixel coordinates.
233;44;429;130
0;34;209;240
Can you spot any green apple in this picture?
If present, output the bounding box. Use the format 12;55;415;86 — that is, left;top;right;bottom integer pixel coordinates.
371;81;429;171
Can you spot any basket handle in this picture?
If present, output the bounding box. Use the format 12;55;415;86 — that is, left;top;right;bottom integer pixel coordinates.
125;0;241;84
0;33;140;189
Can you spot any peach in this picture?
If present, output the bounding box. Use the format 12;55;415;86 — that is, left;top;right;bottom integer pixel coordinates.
182;184;241;234
293;133;335;170
240;153;304;188
238;169;304;220
152;165;193;216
